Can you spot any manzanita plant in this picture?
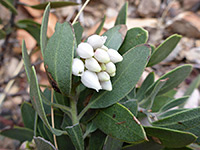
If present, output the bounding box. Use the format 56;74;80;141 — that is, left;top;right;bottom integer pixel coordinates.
1;2;200;150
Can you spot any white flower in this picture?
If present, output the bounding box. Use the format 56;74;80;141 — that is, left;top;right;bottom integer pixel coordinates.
101;45;108;51
106;62;116;74
72;58;85;76
100;63;106;71
81;70;102;92
94;48;110;63
77;43;94;59
97;71;110;81
85;58;101;72
101;80;112;91
87;34;107;49
107;49;123;63
109;72;116;77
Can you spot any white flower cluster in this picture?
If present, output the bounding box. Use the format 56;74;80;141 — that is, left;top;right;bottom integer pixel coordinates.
72;34;123;92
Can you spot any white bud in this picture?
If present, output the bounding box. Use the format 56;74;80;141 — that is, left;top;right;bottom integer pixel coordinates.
97;71;110;81
87;34;107;49
106;62;116;74
109;72;116;77
100;63;106;71
94;48;110;63
101;45;108;51
77;43;94;59
85;58;101;72
101;80;112;91
107;49;123;63
81;70;102;92
72;58;85;76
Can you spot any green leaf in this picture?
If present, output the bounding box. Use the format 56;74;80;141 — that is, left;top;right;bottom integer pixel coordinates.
145;126;196;148
40;3;50;57
21;102;35;130
0;126;34;142
152;107;200;142
89;45;151;108
184;75;200;96
159;96;189;112
162;147;193;150
115;2;128;25
95;15;106;35
158;108;187;119
30;66;65;136
140;79;167;110
89;130;107;150
103;136;123;150
34;136;56;150
83;121;97;139
73;22;83;46
27;1;78;10
147;34;182;67
121;99;138;116
65;124;84;150
22;40;32;82
54;90;69;106
147;65;192;96
0;29;6;39
93;103;147;143
119;27;148;55
0;0;17;14
103;25;127;50
17;19;41;44
57;135;75;150
44;22;75;95
136;72;155;101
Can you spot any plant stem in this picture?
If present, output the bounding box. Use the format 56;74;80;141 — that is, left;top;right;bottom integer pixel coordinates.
72;0;90;25
78;103;91;120
51;89;58;149
70;96;79;124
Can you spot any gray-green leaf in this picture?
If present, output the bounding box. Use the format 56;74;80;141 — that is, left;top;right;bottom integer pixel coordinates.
44;22;75;95
89;45;151;109
119;27;148;55
147;34;182;67
93;103;147;143
114;2;128;26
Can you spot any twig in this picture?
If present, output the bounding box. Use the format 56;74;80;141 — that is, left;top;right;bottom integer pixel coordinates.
72;0;90;25
0;59;24;107
51;88;58;149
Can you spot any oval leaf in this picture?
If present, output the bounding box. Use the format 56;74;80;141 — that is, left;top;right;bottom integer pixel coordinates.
34;136;56;150
89;45;151;108
145;126;196;148
0;126;34;142
93;103;147;143
119;27;148;55
44;22;75;95
152;107;200;143
147;34;182;67
103;25;127;50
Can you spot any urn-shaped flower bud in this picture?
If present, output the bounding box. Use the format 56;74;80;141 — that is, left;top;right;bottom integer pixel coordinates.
85;58;101;72
101;45;108;51
109;72;116;77
101;80;112;91
97;71;110;81
94;48;110;63
72;58;85;76
106;62;116;74
100;63;106;71
77;43;94;59
107;49;123;63
87;34;107;49
81;70;102;92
